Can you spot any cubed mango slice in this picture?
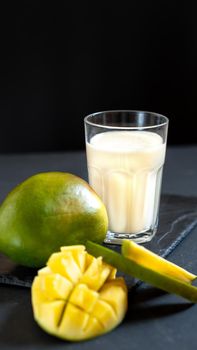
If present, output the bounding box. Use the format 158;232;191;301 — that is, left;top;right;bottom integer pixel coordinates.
31;245;127;341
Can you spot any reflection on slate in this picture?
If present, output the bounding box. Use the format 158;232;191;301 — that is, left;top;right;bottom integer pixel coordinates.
0;194;197;288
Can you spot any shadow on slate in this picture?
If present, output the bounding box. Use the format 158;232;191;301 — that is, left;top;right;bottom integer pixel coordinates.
0;194;197;288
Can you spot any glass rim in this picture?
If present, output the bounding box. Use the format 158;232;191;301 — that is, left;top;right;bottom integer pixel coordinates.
84;110;169;130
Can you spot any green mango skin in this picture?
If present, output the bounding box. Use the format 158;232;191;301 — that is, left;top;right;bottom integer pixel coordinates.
0;172;108;267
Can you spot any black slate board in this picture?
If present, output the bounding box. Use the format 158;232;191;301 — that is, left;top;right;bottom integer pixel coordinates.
0;194;197;288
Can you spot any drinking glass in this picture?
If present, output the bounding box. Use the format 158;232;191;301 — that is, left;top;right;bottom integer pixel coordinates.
84;110;168;244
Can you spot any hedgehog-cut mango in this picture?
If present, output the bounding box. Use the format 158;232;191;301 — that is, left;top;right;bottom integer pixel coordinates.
31;245;128;341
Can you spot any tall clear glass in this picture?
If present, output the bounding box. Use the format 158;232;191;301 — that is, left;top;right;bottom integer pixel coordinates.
84;110;168;244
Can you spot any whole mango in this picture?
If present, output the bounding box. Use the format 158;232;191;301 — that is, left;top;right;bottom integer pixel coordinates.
0;172;108;267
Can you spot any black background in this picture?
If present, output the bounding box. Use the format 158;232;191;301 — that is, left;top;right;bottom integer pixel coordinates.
0;1;197;153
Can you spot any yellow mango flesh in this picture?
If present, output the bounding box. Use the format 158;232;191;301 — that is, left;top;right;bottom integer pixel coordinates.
122;240;196;283
31;245;127;341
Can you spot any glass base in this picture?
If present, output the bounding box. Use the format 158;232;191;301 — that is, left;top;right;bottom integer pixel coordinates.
104;228;157;245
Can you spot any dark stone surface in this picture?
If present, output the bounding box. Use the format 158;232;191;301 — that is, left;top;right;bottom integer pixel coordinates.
145;194;197;256
1;148;197;350
0;194;197;288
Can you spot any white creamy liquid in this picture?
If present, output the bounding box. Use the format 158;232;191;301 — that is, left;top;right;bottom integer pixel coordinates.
86;131;166;234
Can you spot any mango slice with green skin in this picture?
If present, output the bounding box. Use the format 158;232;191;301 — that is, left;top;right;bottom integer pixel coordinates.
32;245;127;341
86;241;197;303
122;240;196;283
